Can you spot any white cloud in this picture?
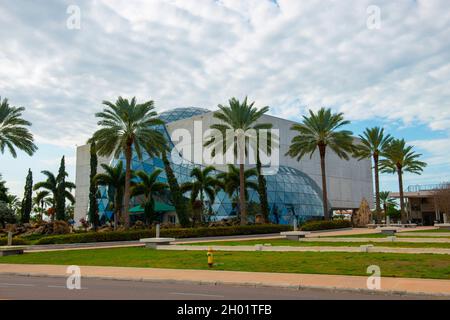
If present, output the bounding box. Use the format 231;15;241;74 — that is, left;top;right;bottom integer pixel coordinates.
1;0;450;194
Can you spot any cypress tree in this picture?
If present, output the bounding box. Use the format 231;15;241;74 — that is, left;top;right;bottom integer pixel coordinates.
55;156;66;221
256;158;270;223
88;142;99;229
21;169;33;223
161;151;189;227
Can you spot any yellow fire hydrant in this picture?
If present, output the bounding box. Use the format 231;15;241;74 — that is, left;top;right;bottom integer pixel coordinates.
207;247;214;268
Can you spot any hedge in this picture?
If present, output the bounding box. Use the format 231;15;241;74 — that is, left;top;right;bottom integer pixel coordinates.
300;219;352;231
0;237;29;246
34;224;292;245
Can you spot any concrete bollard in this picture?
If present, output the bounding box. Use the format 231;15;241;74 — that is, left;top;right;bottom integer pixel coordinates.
387;236;397;242
360;245;374;253
386;216;391;226
156;224;160;238
293;217;298;231
7;231;13;246
255;244;263;251
444;214;448;224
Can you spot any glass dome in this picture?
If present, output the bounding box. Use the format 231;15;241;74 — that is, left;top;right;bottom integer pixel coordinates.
96;107;324;224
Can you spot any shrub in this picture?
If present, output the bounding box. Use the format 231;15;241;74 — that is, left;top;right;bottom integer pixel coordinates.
34;224;292;245
0;237;29;246
300;219;352;231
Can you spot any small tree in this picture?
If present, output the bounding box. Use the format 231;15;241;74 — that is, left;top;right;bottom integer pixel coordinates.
88;142;99;229
131;169;167;226
55;156;67;220
434;183;450;222
0;201;17;228
0;174;8;203
20;169;33;223
94;162;128;230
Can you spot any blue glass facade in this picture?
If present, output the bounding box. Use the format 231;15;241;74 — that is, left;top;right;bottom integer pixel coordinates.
97;107;324;224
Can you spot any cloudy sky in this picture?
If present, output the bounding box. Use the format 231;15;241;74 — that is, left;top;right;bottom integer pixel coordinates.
1;0;449;197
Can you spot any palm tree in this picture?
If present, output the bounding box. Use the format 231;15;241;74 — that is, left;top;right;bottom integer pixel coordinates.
33;190;52;220
6;194;21;212
33;170;75;220
91;97;166;228
379;191;396;219
204;97;271;225
93;162;129;230
0;97;37;157
181;166;220;225
286;108;354;220
353;127;392;221
380;139;427;223
131;169;167;225
217;165;258;219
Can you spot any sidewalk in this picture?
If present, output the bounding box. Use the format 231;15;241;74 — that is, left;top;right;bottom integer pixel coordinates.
0;264;449;297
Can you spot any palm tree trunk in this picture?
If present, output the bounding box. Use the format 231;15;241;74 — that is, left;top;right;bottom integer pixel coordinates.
114;193;119;231
200;190;204;224
239;163;247;225
319;144;329;220
397;166;406;224
373;153;381;222
123;144;132;228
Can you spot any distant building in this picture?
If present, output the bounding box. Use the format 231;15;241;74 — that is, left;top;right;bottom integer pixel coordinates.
390;184;447;225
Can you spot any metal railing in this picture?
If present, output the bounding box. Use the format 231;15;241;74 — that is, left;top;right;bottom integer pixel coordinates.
406;184;443;192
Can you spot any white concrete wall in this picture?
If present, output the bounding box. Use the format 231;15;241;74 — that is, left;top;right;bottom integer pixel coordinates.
166;111;374;210
74;144;111;226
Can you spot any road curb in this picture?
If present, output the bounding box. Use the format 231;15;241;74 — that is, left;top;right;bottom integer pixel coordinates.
1;271;449;298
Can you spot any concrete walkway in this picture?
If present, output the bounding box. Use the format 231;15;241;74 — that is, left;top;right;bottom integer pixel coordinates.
300;237;450;243
398;232;450;237
158;244;450;255
0;264;449;297
20;227;442;253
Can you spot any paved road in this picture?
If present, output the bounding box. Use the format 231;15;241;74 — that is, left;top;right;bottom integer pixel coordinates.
0;275;442;300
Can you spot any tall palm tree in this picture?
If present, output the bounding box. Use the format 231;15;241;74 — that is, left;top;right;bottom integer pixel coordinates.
204;97;271;225
0;97;37;157
217;165;258;220
131;169;167;225
91;97;166;228
93;162;128;230
380;139;427;223
353;127;392;221
286;108;354;220
181;166;220;225
33;170;75;220
379;191;396;218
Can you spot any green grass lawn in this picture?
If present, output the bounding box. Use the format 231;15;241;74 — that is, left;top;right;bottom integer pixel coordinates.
326;233;388;238
184;239;450;249
0;247;449;280
401;229;450;233
326;233;450;239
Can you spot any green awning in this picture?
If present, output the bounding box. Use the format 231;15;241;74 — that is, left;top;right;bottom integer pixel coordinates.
129;202;175;214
